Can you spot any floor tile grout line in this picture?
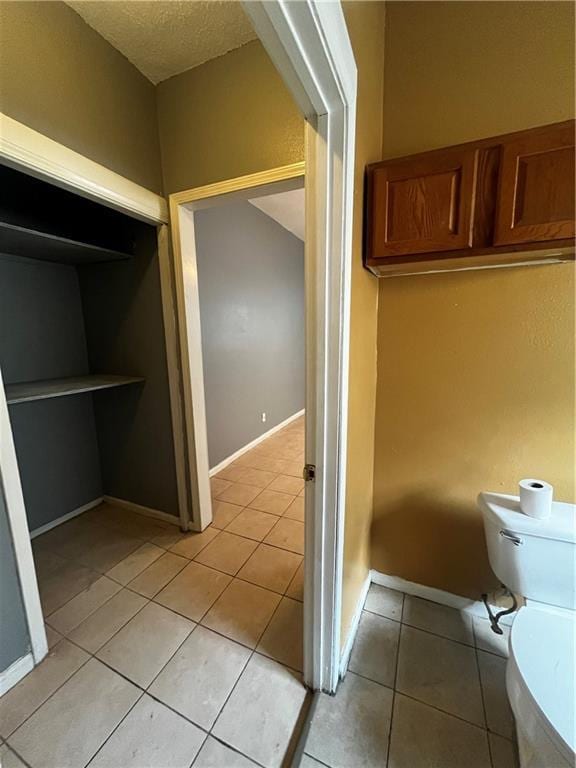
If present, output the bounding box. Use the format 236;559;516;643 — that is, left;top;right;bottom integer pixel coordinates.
302;753;332;768
2;646;93;742
36;521;173;614
473;620;495;767
234;556;303;599
64;590;152;655
214;466;304;495
20;591;155;731
205;549;308;765
71;652;221;767
9;625;489;768
146;559;295;655
2;741;34;768
252;596;303;673
361;602;506;659
27;436;306;766
94;642;300;768
38;523;503;707
124;554;303;604
202;733;269;768
45;576;130;637
384;591;405;767
399;618;507;658
187;732;210;768
348;664;492;735
207;643;304;766
79;688;148;768
174;498;304;554
194;511;304;557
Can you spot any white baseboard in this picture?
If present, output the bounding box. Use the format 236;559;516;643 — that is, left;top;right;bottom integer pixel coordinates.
103;496;182;528
0;652;34;697
370;570;516;626
209;409;305;477
30;498;103;539
339;573;371;678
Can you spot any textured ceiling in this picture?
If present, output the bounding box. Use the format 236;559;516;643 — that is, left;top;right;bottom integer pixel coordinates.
66;1;257;84
250;188;305;241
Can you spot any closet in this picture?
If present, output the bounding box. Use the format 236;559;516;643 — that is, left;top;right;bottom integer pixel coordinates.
0;164;180;534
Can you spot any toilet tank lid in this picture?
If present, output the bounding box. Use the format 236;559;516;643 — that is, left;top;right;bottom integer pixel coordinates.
478;492;576;544
510;607;575;756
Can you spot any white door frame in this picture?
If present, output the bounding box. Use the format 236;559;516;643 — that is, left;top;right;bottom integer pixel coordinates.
171;1;356;693
169;163;306;533
244;0;357;694
0;366;48;669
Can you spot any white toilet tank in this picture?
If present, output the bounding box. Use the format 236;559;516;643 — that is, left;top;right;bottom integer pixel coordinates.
478;492;576;610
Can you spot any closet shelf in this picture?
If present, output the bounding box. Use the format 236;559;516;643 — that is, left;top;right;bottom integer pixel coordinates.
0;221;132;265
6;375;145;405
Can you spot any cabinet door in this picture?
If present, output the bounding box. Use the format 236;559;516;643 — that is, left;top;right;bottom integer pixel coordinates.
495;121;575;246
367;147;478;259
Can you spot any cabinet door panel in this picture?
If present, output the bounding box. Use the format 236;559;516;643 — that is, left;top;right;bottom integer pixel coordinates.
495;122;575;246
369;147;478;258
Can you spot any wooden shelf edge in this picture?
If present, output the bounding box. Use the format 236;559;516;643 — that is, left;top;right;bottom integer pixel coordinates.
0;221;132;265
365;244;575;278
5;375;145;405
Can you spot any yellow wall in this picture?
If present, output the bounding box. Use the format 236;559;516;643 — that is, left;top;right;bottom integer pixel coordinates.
382;1;575;159
0;1;162;193
339;1;385;646
156;40;304;194
372;1;576;598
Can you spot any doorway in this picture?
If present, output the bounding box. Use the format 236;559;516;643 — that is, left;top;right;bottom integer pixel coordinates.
169;166;307;670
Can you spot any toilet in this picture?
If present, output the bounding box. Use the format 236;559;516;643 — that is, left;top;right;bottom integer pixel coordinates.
478;492;575;768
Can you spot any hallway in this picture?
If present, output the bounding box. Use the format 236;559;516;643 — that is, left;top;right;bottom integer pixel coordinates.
0;417;307;768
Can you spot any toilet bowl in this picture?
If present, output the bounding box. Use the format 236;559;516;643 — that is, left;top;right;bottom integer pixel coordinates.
478;492;576;768
507;606;574;768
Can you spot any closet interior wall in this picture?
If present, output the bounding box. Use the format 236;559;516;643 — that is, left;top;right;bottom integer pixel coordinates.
0;164;180;534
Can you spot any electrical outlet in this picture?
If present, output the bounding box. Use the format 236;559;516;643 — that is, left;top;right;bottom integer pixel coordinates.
261;412;267;423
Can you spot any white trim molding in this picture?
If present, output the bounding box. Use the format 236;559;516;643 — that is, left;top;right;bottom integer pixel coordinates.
102;496;183;529
339;574;371;678
156;224;192;532
30;498;103;539
370;570;517;626
0;368;48;666
169;163;305;535
242;0;357;694
0;113;168;224
209;410;305;477
0;652;35;697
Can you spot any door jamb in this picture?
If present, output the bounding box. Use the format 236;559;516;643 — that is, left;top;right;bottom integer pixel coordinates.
241;1;357;694
0;367;48;667
169;163;306;532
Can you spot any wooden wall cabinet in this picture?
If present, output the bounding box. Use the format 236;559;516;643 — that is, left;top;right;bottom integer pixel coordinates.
365;121;575;276
495;121;575;246
368;146;478;257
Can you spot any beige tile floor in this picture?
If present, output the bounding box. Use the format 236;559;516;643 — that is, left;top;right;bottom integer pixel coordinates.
303;584;518;768
1;418;308;768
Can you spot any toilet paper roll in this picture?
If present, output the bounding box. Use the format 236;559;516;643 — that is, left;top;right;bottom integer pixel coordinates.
519;478;553;520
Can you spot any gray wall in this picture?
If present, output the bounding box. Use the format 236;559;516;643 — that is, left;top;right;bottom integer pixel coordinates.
0;483;31;672
79;226;180;517
0;226;180;529
0;255;102;530
194;201;305;467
